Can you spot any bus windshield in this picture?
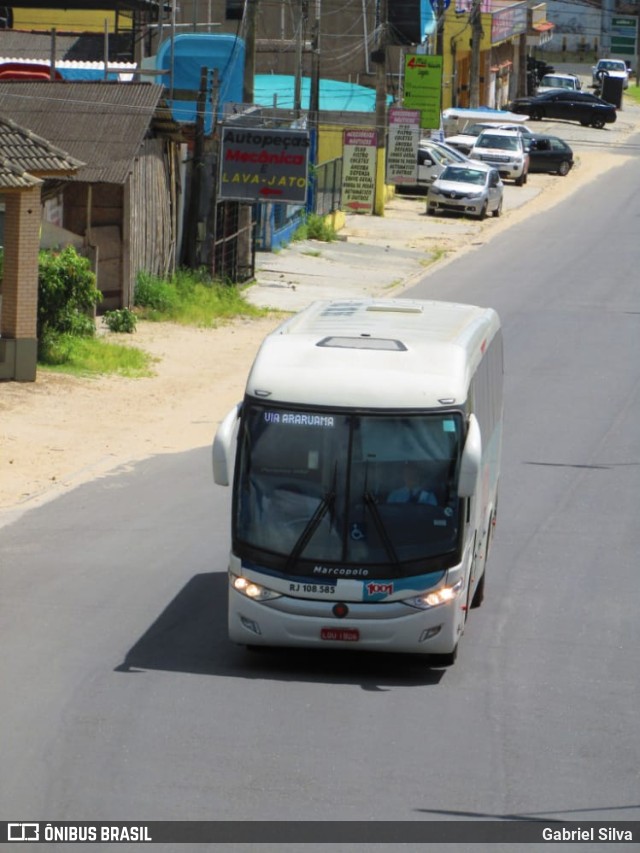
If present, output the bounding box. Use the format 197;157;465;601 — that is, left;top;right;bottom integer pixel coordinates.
234;404;464;577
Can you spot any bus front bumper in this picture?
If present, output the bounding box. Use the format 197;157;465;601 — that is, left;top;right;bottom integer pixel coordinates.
228;588;463;656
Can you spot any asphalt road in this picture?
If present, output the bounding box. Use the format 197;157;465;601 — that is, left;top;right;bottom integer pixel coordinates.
1;136;639;852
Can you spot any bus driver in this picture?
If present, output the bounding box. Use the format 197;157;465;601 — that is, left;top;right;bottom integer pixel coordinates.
387;462;438;506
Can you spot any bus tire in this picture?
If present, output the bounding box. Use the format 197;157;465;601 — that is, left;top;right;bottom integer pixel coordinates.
471;511;493;609
470;570;485;608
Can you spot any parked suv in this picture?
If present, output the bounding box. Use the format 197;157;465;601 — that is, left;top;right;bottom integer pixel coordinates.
469;129;529;185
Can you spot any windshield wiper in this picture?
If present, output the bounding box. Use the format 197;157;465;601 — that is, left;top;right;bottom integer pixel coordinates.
285;491;335;572
363;491;402;576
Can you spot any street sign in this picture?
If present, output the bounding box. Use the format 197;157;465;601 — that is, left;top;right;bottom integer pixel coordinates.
611;16;637;57
403;54;443;130
341;129;377;214
386;108;420;185
218;126;310;203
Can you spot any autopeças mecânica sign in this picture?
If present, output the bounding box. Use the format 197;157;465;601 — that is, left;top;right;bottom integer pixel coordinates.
218;126;310;203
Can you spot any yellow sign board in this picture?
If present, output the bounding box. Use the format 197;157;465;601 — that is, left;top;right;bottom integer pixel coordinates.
11;9;126;32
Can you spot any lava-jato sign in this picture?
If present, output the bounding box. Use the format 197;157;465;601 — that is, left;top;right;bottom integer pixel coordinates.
218;126;310;204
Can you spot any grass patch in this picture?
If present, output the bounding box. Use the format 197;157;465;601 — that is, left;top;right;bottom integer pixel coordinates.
38;267;271;378
134;269;269;326
625;84;640;106
292;213;338;242
39;334;156;378
422;245;449;266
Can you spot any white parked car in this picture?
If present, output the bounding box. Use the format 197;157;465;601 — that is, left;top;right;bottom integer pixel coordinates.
415;140;474;187
536;73;582;94
445;121;532;155
592;58;629;89
426;163;504;220
469;129;530;186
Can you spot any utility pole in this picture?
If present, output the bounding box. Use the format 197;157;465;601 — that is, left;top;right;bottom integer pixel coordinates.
240;1;258;284
243;0;258;104
49;28;57;80
373;0;388;215
294;0;308;118
185;67;208;267
436;0;444;57
469;0;483;107
307;0;321;217
309;0;321;142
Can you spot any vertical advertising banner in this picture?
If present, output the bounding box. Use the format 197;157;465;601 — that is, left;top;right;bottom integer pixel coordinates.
403;55;443;130
386;108;421;185
341;129;377;214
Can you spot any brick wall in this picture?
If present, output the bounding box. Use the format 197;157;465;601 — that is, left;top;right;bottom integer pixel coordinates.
1;187;41;340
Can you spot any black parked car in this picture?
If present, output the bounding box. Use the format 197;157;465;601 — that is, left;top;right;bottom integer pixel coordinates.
525;134;574;176
509;90;617;129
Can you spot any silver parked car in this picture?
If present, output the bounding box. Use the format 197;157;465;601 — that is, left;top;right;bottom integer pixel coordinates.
416;140;470;187
426;163;504;220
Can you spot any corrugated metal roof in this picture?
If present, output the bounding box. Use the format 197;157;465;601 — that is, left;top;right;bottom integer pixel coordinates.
0;31;134;63
0;81;168;183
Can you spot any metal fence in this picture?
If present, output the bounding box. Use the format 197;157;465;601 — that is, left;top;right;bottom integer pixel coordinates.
314;157;343;217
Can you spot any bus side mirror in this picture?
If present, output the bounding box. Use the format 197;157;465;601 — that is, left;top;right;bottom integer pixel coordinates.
212;403;241;486
458;414;482;497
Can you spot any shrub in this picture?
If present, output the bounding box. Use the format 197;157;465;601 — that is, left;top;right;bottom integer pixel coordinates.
38;247;101;344
102;308;137;334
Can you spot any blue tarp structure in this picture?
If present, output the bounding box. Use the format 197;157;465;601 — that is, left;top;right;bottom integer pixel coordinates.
58;69;127;81
156;33;245;130
254;75;394;113
151;34;393;127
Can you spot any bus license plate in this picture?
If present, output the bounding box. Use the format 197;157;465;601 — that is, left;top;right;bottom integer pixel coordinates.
321;627;359;642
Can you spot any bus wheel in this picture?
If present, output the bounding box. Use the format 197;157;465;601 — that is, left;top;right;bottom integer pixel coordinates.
470;570;485;608
471;513;493;608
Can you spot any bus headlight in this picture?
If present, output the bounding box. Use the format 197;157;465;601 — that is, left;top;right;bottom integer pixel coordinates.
403;578;464;610
231;573;282;602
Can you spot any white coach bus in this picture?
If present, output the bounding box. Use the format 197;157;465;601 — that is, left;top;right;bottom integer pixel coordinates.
213;298;503;665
